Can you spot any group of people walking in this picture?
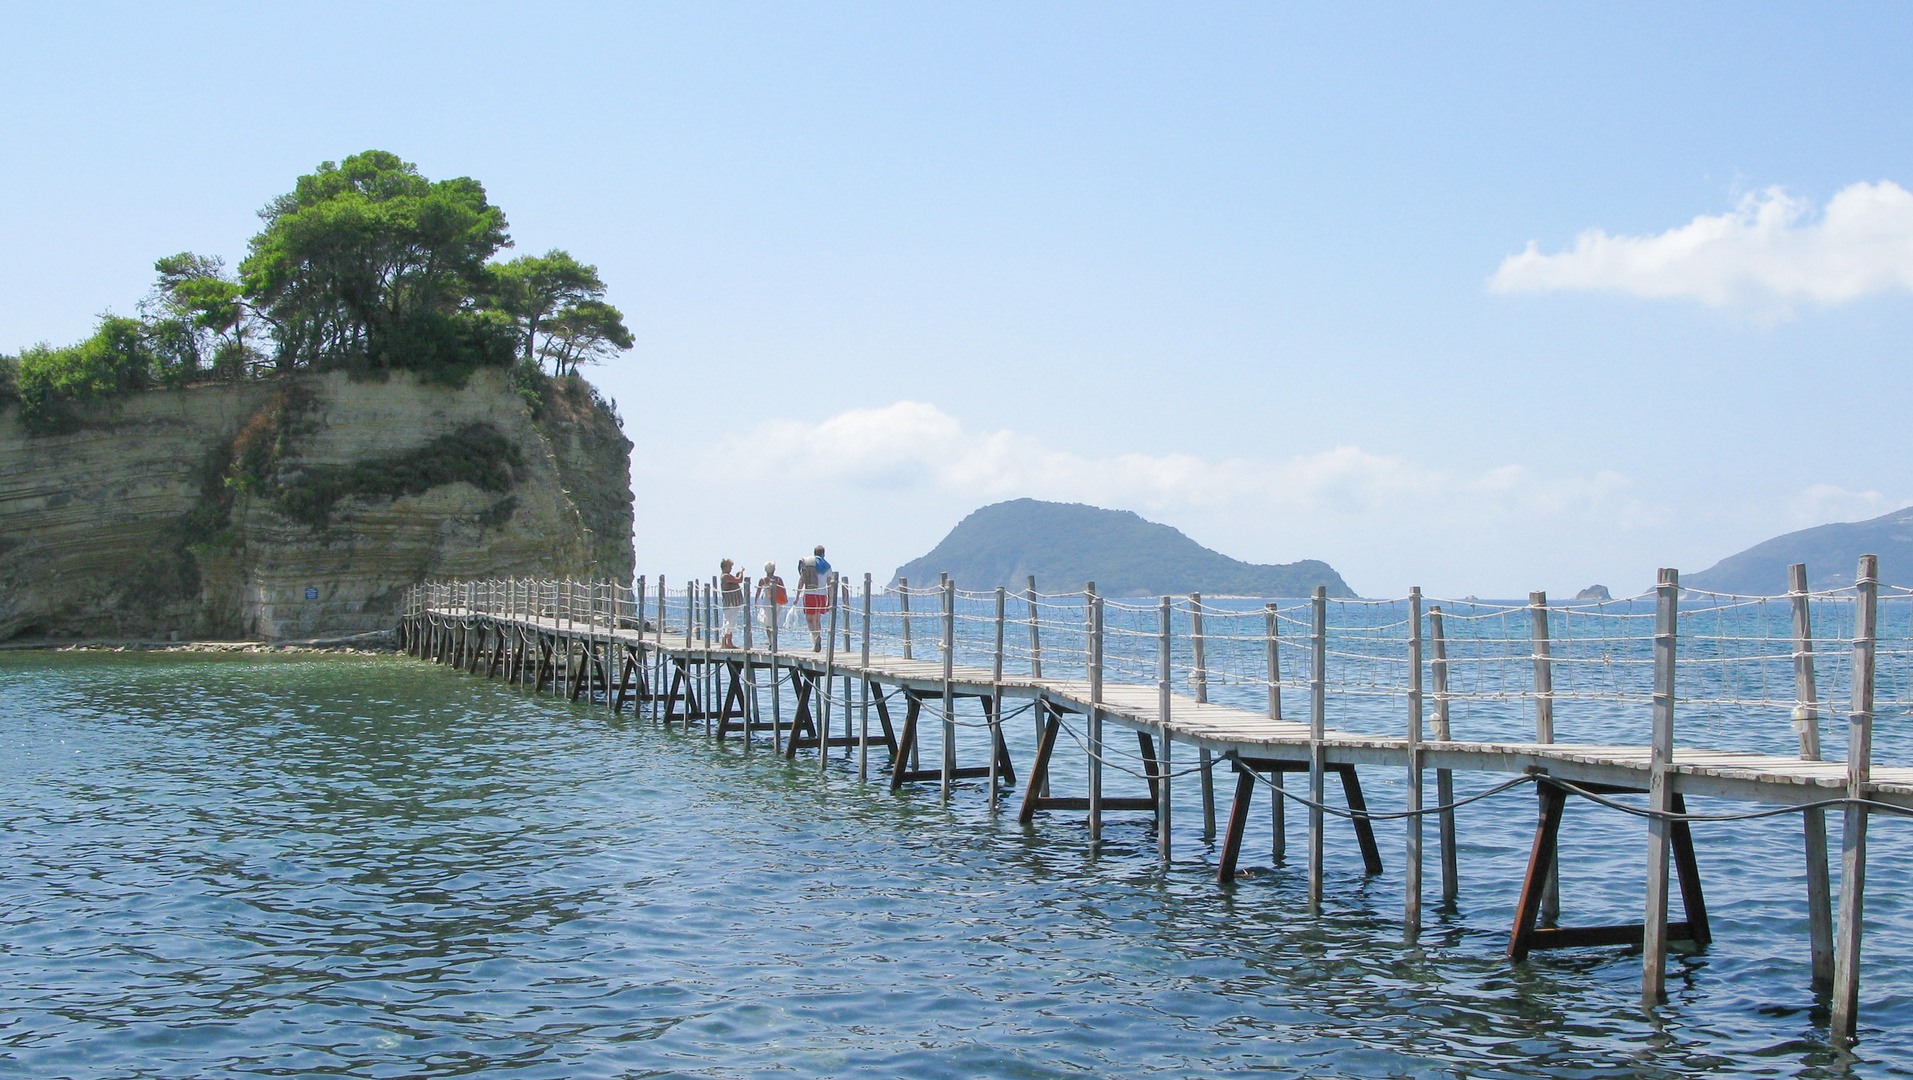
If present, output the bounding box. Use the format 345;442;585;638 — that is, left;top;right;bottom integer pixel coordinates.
716;545;836;652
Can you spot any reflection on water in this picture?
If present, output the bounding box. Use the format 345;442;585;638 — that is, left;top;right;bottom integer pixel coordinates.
1;652;1909;1078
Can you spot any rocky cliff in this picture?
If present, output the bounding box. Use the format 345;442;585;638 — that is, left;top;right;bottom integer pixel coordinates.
0;369;633;640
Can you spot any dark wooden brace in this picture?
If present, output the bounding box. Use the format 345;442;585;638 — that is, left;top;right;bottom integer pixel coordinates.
1507;779;1711;960
1216;756;1384;882
889;687;1017;790
609;645;652;713
660;655;710;727
776;669;904;760
1016;700;1167;822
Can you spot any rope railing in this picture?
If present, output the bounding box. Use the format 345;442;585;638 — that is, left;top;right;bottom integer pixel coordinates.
407;556;1907;771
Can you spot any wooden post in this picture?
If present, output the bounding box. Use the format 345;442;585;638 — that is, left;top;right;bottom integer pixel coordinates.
1087;582;1103;843
654;575;667;723
1027;576;1046;799
1642;568;1679;1008
1157;595;1174;865
899;577;913;660
1787;562;1834;988
1532;590;1559;926
991;586;1007;812
1266;603;1285;860
1309;586;1328;914
940;577;956;804
1531;591;1554;741
1026;575;1042;678
704;581;716;737
769;583;782;751
1831;554;1879;1047
638;573;654;714
860;573;873;781
1192;592;1215;841
1406;587;1424;939
822;572;839;772
740;573;754;752
1430;605;1457;905
842;578;854;744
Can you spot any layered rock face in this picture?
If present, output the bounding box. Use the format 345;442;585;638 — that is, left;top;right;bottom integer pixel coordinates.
0;369;633;640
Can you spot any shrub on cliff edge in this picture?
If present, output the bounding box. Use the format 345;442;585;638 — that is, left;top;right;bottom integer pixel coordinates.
13;317;179;434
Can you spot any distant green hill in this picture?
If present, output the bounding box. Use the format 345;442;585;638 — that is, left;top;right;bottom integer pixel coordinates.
1685;506;1913;594
891;499;1354;598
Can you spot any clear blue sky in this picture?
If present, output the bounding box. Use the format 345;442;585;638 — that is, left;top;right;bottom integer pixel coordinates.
5;3;1911;597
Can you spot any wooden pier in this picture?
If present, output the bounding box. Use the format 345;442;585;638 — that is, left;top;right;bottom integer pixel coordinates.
399;559;1910;1048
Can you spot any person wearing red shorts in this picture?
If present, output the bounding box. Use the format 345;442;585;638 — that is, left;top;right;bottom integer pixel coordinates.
796;545;832;651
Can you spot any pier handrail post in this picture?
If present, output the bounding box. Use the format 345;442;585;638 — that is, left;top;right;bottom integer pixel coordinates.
1429;605;1457;905
940;575;956;804
1831;553;1879;1046
841;578;854;747
1642;567;1679;1007
1308;586;1328;915
822;572;839;773
769;582;782;750
1530;591;1553;743
1790;562;1834;988
1087;582;1103;843
1266;602;1286;860
654;575;667;724
1265;603;1282;720
741;573;754;753
899;577;913;660
860;573;872;781
1531;589;1560;926
1029;575;1047;797
1026;575;1042;679
706;580;717;737
1157;594;1174;865
990;585;1007;812
1790;564;1826;759
1406;587;1424;940
1192;592;1214;841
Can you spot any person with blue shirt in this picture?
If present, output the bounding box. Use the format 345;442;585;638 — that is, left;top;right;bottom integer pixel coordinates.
796;545;832;651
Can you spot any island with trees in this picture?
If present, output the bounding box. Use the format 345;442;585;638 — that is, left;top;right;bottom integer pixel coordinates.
0;152;636;642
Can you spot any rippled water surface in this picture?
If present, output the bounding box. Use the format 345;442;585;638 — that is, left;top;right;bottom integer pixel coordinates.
3;651;1911;1078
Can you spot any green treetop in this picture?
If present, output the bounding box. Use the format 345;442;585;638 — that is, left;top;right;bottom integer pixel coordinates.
491;250;633;377
241;150;514;372
8;150;635;433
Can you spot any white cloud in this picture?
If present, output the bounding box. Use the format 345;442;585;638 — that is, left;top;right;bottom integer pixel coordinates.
706;401;1654;595
1489;181;1913;313
1788;483;1899;528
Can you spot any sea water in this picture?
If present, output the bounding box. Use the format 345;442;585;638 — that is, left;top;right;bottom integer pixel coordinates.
2;649;1910;1078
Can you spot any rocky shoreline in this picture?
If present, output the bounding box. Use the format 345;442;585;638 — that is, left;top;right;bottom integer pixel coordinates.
0;630;398;654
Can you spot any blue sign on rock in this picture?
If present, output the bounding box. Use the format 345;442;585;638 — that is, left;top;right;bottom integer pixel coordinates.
304;587;319;600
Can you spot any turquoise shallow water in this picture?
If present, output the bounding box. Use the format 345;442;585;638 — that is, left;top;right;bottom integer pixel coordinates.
2;651;1911;1079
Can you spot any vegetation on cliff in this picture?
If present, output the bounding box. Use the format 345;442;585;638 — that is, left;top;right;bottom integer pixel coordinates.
213;385;528;530
4;151;633;434
893;499;1355;598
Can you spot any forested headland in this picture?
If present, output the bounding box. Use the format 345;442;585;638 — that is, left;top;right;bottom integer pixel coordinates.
0;151;632;435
